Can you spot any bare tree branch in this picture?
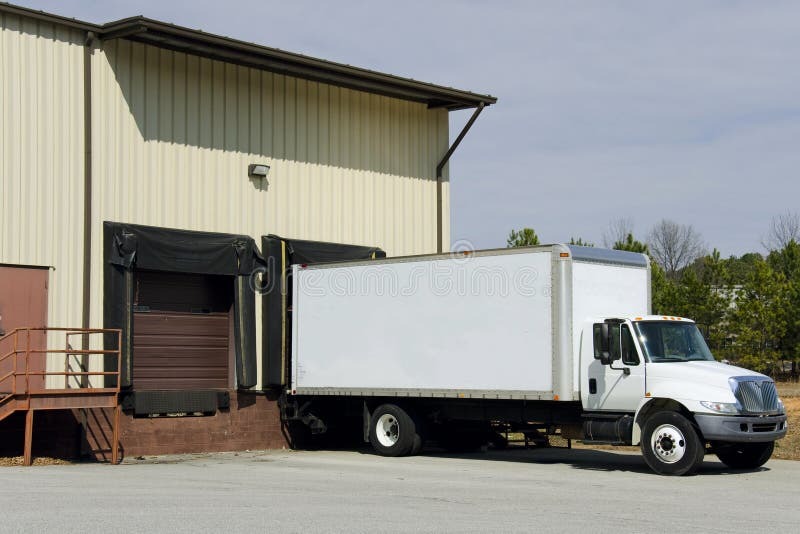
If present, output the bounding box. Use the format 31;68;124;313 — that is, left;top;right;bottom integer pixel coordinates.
602;217;635;248
647;219;706;278
762;211;800;251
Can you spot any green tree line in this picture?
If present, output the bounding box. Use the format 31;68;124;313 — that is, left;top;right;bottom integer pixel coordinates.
507;215;800;377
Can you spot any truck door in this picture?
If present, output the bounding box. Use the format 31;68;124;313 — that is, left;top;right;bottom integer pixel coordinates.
584;322;645;412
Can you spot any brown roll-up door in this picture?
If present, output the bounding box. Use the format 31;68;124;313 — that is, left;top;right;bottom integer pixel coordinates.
133;271;232;391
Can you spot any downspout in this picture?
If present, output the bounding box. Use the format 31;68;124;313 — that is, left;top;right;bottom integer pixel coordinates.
435;102;486;254
82;32;95;339
79;31;96;449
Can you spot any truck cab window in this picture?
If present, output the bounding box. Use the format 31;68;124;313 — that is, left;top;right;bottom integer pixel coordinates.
634;321;715;362
621;324;639;365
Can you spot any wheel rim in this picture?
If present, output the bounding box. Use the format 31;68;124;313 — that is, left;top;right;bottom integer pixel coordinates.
376;414;400;447
651;424;687;464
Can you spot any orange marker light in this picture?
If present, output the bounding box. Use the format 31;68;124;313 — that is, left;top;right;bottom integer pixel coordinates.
635;317;643;321
645;392;651;397
554;394;560;401
559;252;570;258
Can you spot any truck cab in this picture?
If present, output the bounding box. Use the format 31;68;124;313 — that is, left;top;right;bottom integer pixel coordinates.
581;315;787;475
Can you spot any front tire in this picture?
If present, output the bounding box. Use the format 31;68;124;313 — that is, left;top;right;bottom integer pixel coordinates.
641;411;705;476
369;404;419;457
715;441;774;470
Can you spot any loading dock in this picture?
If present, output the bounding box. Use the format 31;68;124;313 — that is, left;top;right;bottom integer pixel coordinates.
0;1;494;460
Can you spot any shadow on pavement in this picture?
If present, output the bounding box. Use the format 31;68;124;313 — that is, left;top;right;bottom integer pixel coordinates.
406;447;771;476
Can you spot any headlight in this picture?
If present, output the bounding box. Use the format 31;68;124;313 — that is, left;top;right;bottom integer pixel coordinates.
700;401;740;414
777;398;785;413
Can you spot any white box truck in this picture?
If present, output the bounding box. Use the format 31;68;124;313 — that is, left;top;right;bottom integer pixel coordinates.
282;244;787;475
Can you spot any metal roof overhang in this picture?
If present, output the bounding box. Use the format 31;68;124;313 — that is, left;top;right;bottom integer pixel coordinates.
98;18;496;110
0;3;496;111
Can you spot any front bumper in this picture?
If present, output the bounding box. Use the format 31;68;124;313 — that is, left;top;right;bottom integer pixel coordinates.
695;413;788;443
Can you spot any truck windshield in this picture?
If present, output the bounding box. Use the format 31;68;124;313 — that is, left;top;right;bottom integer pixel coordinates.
633;321;715;363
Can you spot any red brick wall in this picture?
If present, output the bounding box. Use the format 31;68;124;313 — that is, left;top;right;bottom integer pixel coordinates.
84;391;288;461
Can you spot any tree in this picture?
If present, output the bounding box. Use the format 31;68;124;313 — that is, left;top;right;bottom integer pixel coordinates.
762;211;800;251
506;228;540;248
673;250;729;347
613;233;649;254
725;258;788;374
721;252;763;284
602;217;635;248
648;219;706;279
651;260;680;315
569;237;594;247
766;240;800;368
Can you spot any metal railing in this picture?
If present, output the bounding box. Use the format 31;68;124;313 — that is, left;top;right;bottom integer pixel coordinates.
0;327;123;465
0;327;121;397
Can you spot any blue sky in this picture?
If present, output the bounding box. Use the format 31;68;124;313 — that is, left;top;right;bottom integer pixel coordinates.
16;1;800;256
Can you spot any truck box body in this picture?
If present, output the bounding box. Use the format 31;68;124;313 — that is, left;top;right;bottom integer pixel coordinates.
290;245;650;401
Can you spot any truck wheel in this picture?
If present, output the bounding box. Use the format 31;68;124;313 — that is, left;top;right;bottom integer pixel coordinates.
369;404;418;457
641;412;705;476
715;442;774;470
409;433;424;456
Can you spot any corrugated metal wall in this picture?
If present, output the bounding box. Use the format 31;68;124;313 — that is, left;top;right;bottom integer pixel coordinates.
2;16;452;390
90;39;449;257
88;39;450;388
0;13;85;339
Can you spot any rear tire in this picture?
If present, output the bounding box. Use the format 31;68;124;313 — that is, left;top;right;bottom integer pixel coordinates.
409;433;424;456
641;411;705;476
715;441;774;470
369;404;419;457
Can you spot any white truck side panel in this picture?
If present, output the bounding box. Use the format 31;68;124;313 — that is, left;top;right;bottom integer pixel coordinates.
292;251;554;396
570;261;650;394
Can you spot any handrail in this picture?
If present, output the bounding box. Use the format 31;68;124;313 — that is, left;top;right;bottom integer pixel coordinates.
0;327;124;466
0;327;122;400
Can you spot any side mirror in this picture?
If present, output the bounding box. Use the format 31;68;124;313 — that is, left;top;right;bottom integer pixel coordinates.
594;322;623;365
594;323;612;365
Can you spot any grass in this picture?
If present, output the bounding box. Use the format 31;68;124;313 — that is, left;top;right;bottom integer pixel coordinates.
773;382;799;460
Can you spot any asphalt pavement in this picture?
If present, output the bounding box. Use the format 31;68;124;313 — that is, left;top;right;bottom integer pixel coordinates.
1;447;798;533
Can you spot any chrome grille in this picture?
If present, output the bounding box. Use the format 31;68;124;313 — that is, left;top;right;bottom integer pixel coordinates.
731;378;780;414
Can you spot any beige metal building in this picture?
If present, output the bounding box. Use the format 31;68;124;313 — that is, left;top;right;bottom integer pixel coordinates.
0;3;494;460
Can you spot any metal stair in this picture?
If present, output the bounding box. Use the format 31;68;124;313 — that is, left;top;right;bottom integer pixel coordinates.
0;327;122;465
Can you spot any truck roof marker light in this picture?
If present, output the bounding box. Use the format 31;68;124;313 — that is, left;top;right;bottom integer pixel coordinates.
645;392;651;397
300;264;308;269
559;252;570;258
663;316;669;320
553;394;560;401
463;251;472;256
635;317;643;321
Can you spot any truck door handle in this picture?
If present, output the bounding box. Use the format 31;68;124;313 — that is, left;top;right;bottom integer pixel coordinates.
589;378;597;394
